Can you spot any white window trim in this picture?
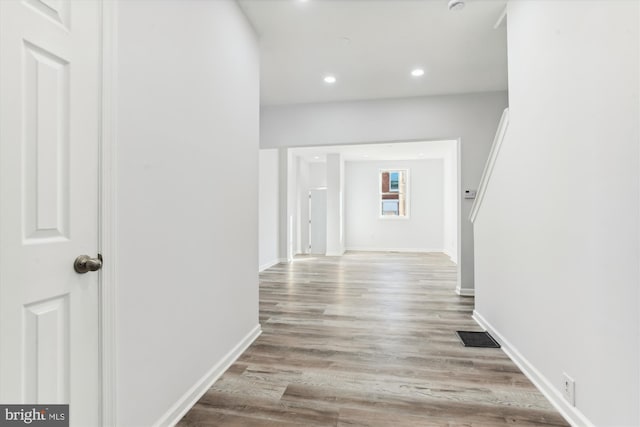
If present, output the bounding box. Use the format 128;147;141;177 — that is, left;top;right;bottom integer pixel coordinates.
378;168;410;220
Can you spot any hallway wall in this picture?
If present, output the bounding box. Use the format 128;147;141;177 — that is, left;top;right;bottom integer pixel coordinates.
261;91;507;293
115;1;260;425
442;142;458;263
473;1;639;426
345;159;444;252
259;149;280;270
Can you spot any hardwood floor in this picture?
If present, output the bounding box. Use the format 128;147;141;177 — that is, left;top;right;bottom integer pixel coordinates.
178;252;568;426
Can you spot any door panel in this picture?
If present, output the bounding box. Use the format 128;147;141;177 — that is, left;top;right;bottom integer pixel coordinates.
23;295;70;403
0;1;101;425
23;40;70;242
23;0;70;29
309;190;327;255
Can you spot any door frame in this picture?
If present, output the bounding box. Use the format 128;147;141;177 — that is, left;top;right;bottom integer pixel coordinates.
100;1;118;425
308;187;327;255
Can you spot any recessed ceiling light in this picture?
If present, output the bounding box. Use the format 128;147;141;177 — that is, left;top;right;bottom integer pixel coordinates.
411;68;425;77
448;0;465;11
363;154;369;158
324;75;337;84
313;156;320;160
418;153;425;156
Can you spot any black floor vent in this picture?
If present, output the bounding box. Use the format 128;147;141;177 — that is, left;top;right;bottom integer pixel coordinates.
456;331;501;348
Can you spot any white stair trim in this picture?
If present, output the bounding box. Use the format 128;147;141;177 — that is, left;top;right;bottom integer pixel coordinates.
469;108;510;223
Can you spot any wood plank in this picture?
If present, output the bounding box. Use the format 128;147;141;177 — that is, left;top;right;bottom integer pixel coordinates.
178;252;568;426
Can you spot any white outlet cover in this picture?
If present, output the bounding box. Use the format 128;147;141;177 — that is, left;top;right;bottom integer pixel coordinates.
562;372;575;406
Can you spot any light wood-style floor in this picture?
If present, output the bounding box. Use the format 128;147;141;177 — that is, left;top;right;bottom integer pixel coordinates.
179;252;568;426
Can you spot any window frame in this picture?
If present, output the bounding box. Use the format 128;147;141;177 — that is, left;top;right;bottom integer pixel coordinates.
378;168;410;220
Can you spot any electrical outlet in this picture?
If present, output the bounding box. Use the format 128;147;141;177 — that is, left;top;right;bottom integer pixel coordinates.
562;373;575;406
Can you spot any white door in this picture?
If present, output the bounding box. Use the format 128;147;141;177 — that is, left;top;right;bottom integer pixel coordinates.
309;190;327;255
0;1;102;425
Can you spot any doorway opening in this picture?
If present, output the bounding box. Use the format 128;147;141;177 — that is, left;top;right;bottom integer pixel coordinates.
262;140;460;281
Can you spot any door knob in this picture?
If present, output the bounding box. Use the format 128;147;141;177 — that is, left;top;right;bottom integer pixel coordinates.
74;254;103;274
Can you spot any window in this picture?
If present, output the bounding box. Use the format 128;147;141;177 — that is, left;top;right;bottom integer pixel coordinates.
380;169;408;217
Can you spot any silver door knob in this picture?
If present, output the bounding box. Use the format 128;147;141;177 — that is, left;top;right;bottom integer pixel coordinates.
74;254;103;274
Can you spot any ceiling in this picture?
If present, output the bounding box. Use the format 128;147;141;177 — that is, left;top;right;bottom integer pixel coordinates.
238;0;508;106
290;140;457;163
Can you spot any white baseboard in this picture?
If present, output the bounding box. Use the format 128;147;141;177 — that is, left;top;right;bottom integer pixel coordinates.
472;311;594;427
455;286;475;297
259;259;279;272
325;250;345;256
443;248;458;264
154;324;262;427
346;247;444;253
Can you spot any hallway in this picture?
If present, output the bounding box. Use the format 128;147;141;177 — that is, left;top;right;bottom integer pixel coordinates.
179;252;567;426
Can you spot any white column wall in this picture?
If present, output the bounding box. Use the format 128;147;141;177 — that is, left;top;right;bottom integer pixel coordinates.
259;149;279;270
326;154;345;256
115;1;260;425
473;2;639;426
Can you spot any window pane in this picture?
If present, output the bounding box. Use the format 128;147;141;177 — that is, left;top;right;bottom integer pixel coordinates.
382;200;399;216
380;169;408;217
390;172;399;192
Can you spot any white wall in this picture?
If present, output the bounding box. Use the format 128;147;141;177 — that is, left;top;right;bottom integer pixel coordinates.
442;142;458;262
309;189;327;254
259;149;279;270
277;148;297;261
296;157;310;254
116;1;260;425
345;160;444;252
261;91;508;292
326;154;345;256
473;2;639;426
309;162;327;188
